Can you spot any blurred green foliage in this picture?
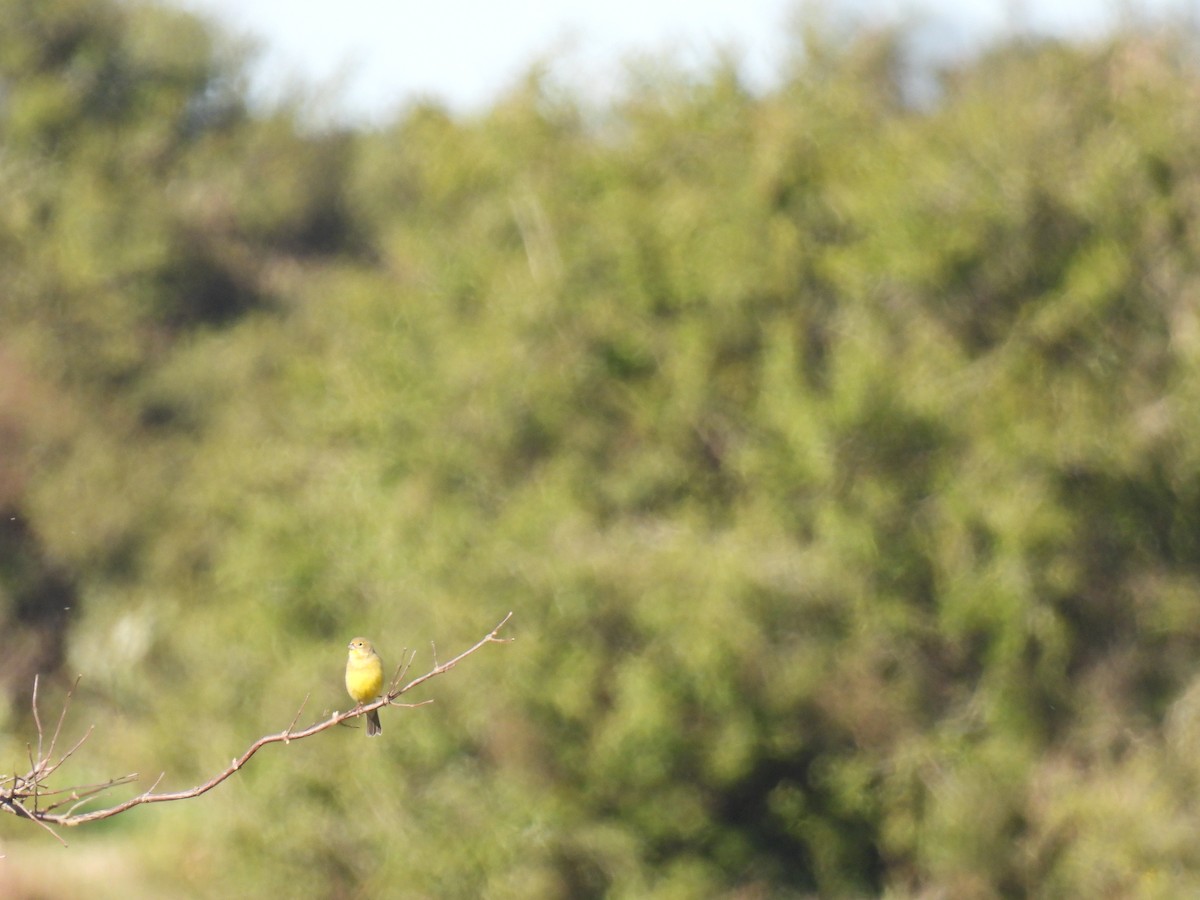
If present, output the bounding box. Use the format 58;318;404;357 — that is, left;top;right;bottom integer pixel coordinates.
4;1;1200;896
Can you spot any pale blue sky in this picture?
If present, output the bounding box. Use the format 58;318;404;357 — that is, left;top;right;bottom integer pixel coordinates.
176;0;1190;121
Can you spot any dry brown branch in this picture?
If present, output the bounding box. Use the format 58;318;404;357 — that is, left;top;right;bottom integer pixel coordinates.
1;612;513;843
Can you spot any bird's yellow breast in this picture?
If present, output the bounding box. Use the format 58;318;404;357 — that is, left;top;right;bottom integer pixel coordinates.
345;650;384;703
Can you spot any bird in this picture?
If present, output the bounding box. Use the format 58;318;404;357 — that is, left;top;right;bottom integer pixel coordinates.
345;637;384;736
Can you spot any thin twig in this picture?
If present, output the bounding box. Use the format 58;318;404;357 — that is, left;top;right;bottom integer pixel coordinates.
284;693;310;742
47;676;81;763
388;649;417;693
37;725;94;785
45;774;141;815
31;674;43;763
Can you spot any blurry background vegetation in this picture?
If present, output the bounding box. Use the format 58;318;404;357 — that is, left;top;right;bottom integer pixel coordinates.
3;0;1200;896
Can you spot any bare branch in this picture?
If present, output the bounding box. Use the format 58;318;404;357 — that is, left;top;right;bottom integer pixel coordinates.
393;611;514;698
1;613;513;836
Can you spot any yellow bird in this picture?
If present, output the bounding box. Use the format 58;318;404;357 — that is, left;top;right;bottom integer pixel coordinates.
345;637;384;736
